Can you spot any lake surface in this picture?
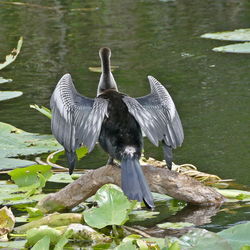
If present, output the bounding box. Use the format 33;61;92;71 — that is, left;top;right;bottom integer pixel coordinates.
0;0;249;231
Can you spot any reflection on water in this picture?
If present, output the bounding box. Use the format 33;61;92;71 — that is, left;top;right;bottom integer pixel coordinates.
0;0;249;231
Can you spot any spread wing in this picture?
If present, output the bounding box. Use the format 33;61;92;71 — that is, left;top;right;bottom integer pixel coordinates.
50;73;109;155
123;76;184;149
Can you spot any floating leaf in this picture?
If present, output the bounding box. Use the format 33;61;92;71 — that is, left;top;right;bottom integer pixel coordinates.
30;104;52;119
48;147;88;165
76;146;88;160
9;165;52;188
0;240;27;249
54;231;71;250
0;158;36;170
30;235;50;250
83;184;133;229
0;180;47;206
212;42;250;54
48;173;81;183
115;241;137;250
0;77;12;84
157;222;194;229
0;91;23;101
0;37;23;70
26;207;44;218
26;226;61;247
201;29;250;41
217;189;250;201
89;66;119;73
129;210;159;222
179;229;231;250
0;122;61;159
218;222;250;250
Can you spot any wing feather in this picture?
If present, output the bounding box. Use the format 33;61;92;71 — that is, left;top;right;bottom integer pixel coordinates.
130;76;184;148
50;73;108;153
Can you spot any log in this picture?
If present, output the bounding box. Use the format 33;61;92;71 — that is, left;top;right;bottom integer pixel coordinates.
37;164;224;213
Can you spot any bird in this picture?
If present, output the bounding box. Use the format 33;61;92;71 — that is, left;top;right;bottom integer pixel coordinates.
50;47;184;208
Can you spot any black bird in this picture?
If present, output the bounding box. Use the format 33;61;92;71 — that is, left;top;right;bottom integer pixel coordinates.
50;47;184;208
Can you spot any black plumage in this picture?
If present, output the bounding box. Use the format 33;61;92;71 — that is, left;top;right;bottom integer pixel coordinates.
50;47;184;208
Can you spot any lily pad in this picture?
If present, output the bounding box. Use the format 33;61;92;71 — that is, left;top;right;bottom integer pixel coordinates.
0;37;23;70
115;241;137;250
201;29;250;41
0;91;23;101
179;229;231;250
157;222;194;230
0;122;61;159
30;235;50;250
217;189;250;201
9;165;52;188
0;158;36;170
129;210;159;222
218;222;250;250
83;184;133;229
0;240;27;249
212;42;250;54
48;173;81;183
0;77;12;84
26;226;61;247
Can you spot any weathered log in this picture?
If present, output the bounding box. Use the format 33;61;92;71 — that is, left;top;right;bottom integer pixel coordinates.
37;164;224;213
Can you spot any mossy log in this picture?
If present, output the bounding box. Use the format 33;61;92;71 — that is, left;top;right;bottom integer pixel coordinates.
37;164;224;213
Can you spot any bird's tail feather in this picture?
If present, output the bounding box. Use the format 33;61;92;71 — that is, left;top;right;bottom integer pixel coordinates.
66;150;77;175
121;155;154;208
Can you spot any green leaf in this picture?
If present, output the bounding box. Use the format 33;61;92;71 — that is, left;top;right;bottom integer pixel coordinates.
54;237;68;250
218;222;250;250
26;226;61;247
137;237;166;249
0;91;23;101
48;173;81;184
0;37;23;70
115;241;137;250
0;158;36;170
26;207;44;218
241;246;250;250
0;240;26;249
129;210;159;222
30;104;52;119
157;222;194;229
201;29;250;41
76;146;88;160
179;229;231;250
8;165;52;188
212;42;250;54
0;122;61;159
217;189;250;201
83;184;132;229
0;180;46;206
30;235;50;250
0;76;12;84
169;241;181;250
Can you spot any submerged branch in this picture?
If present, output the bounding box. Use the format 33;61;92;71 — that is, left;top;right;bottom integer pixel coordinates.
37;164;224;213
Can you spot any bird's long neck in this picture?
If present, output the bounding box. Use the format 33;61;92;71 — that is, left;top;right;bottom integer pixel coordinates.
97;47;118;96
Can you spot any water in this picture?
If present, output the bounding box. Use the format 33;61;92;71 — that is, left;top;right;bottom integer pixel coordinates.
0;0;249;232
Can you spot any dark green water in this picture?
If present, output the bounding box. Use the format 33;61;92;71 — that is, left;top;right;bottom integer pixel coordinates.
0;0;249;232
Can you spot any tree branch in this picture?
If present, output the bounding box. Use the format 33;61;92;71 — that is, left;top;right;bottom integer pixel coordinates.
37;164;224;213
